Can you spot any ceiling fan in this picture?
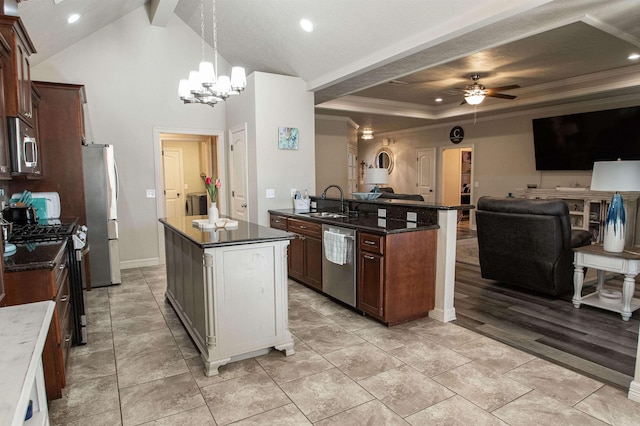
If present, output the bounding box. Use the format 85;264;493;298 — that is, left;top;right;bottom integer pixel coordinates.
460;74;520;105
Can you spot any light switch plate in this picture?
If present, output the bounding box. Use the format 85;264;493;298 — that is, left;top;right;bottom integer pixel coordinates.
146;189;156;198
266;189;276;199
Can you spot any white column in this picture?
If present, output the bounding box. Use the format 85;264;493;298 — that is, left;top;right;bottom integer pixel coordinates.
630;323;640;402
430;209;458;322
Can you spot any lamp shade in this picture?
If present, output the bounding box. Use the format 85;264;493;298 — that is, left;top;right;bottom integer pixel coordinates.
365;168;389;185
590;160;640;192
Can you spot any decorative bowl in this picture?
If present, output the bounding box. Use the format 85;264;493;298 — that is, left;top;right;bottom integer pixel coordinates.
599;288;622;304
351;192;382;200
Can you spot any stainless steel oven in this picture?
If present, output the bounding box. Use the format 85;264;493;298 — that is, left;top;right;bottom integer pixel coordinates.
9;221;88;345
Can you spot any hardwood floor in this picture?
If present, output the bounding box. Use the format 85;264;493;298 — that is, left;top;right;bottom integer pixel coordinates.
453;261;639;390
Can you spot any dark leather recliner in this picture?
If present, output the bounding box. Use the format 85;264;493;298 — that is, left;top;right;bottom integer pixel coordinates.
475;196;592;296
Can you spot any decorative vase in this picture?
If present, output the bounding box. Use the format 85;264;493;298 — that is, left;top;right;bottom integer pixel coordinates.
602;193;625;252
208;203;219;224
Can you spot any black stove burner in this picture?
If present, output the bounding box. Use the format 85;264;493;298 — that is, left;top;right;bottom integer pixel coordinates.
9;223;76;243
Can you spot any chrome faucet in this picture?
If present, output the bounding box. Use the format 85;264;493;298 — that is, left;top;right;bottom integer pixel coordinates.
321;184;345;213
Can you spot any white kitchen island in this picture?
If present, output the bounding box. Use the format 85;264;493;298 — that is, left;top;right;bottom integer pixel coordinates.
160;216;295;376
0;301;55;426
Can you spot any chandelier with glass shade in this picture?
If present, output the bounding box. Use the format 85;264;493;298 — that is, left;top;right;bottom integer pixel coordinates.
178;0;246;106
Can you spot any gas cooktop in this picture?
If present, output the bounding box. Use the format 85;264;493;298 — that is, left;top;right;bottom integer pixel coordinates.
9;223;76;243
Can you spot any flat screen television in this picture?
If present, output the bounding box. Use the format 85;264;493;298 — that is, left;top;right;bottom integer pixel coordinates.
532;106;640;170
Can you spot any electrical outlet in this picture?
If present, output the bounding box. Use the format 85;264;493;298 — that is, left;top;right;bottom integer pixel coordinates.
290;188;297;197
474;181;479;187
266;189;275;199
146;189;156;198
378;208;386;218
407;212;417;222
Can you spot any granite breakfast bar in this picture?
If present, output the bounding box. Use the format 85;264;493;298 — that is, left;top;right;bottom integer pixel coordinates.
159;216;295;376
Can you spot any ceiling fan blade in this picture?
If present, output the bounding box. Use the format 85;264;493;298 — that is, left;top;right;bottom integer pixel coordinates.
486;84;520;92
486;93;517;100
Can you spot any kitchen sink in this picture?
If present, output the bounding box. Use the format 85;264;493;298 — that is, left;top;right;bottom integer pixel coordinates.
302;211;347;219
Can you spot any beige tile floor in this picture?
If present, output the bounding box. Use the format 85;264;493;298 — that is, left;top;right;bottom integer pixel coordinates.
49;265;640;425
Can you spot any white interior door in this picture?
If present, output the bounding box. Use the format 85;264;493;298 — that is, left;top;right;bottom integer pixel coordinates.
163;147;185;220
416;148;436;203
229;125;249;221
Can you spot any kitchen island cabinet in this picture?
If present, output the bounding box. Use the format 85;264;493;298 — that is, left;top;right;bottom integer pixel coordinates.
287;217;323;290
160;216;295;376
0;301;55;426
358;230;436;325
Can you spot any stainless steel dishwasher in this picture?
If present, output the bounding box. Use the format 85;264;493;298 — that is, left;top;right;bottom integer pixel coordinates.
322;224;357;307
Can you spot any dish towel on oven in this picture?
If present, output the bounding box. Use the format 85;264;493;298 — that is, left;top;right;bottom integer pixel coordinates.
324;230;347;265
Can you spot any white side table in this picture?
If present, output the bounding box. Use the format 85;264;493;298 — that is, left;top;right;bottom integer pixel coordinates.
572;244;640;321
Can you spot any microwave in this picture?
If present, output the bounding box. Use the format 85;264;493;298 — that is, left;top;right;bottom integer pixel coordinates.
8;117;40;176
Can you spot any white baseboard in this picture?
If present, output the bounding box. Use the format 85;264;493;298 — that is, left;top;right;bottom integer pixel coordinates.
120;257;162;270
629;380;640;403
429;308;456;323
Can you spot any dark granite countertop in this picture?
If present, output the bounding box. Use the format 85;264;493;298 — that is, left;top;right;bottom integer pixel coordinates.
3;240;67;273
269;209;439;234
160;216;294;248
315;196;475;210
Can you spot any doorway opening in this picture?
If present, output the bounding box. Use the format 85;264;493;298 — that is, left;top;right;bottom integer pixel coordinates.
160;133;217;222
441;145;474;230
153;128;226;265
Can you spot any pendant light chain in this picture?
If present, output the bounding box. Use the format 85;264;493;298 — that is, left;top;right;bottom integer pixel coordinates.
212;0;219;78
200;0;205;63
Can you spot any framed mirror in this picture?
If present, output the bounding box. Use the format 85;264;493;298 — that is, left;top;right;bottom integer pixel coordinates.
375;148;394;174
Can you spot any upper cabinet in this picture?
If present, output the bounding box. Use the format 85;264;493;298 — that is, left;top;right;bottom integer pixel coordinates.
0;15;35;125
0;33;11;179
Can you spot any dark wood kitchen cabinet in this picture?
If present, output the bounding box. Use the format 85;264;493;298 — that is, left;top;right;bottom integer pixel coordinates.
0;33;11;179
270;214;323;291
358;229;437;326
287;217;323;291
9;82;87;225
0;15;35;125
4;241;71;400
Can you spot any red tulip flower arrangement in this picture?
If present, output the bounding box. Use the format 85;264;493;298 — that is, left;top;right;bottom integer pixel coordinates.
203;175;221;203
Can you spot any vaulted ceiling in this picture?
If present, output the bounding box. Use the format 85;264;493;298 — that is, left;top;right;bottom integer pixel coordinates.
16;0;640;135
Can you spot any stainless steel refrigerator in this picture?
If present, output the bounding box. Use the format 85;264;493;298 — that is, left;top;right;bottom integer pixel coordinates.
82;143;121;287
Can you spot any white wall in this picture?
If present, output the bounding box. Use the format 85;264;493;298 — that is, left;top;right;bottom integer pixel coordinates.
227;72;315;226
315;116;352;195
31;6;228;267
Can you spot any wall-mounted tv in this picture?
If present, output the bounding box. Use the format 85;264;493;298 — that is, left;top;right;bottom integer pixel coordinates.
532;106;640;170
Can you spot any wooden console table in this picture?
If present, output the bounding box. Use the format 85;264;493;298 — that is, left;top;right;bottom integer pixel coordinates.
572;244;640;321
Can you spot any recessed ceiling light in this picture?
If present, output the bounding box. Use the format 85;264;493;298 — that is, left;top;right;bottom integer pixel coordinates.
68;13;80;24
629;53;640;60
435;98;443;102
300;18;313;32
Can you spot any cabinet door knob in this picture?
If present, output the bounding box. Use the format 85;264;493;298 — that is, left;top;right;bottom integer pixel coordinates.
364;254;375;260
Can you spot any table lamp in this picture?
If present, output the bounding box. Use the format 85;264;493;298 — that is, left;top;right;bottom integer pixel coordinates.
590;159;640;252
365;167;389;193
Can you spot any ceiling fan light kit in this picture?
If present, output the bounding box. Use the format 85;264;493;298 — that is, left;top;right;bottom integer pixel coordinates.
462;74;519;106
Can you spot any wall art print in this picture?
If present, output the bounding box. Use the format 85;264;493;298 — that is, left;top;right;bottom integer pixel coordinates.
278;127;299;150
